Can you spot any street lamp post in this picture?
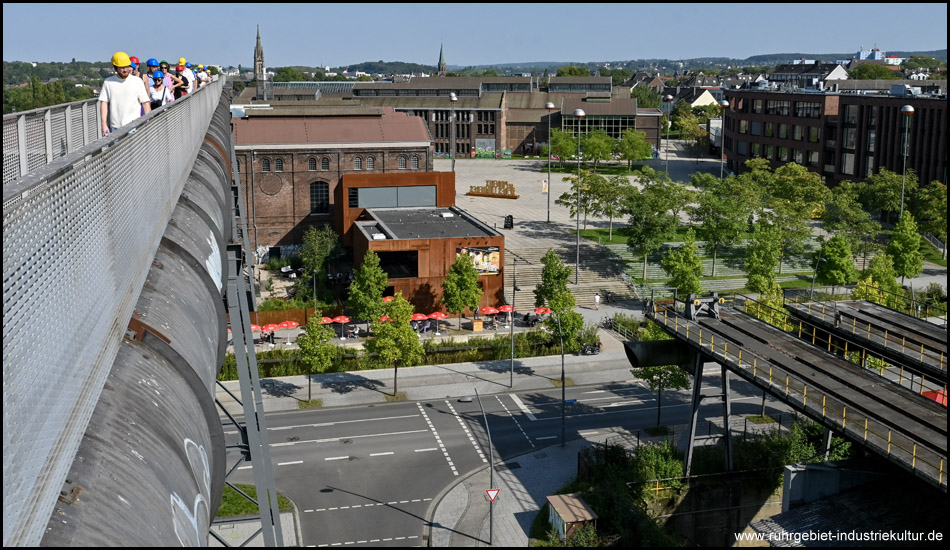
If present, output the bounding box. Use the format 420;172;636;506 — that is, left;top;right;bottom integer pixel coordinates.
510;258;520;388
719;99;730;180
554;313;566;447
900;105;914;219
664;94;674;173
449;92;458;172
545;101;556;223
809;251;826;301
573;108;585;285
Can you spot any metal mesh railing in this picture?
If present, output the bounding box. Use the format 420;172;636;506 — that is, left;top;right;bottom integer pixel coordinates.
2;78;224;546
2;98;103;186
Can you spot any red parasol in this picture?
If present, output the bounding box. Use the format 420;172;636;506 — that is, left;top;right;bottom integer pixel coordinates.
279;320;299;330
497;305;515;313
479;306;499;315
333;316;351;324
320;317;334;324
534;306;553;315
379;315;393;322
382;296;395;302
250;324;262;331
410;313;429;321
428;312;448;320
262;323;280;332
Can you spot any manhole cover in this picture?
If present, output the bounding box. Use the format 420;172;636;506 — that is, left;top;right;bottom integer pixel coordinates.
341;439;353;445
286;436;299;442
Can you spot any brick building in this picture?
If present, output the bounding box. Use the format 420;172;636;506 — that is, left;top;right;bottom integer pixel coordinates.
232;106;432;250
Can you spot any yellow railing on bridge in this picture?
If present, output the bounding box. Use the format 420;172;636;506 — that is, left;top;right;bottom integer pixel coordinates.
649;303;946;490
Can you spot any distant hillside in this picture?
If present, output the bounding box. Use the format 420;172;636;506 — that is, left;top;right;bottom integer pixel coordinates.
331;61;436;75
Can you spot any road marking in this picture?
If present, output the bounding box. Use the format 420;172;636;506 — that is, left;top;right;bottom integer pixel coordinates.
278;460;303;466
496;395;535;448
579;430;600;436
536;435;557;440
272;429;428;447
306;498;432;514
274;414;420;432
325;456;349;461
417;403;459;476
508;393;537;421
317;535;418;546
237;465;252;470
414;448;438;453
445;400;488;463
370;451;394;457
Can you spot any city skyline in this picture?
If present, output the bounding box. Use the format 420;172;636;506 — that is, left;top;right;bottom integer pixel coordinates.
3;3;947;69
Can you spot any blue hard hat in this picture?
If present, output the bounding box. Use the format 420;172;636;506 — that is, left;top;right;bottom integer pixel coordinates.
147;58;159;67
152;70;164;79
185;62;191;68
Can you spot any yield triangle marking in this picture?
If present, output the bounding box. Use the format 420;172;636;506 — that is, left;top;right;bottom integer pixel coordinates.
486;489;500;502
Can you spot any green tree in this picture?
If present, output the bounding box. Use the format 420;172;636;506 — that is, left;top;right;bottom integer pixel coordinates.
634;322;689;428
822;181;880;258
365;293;423;396
441;253;482;329
690;183;749;276
297;225;341;303
744;221;783;294
661;229;703;295
626;167;678;280
556;169;602;230
630;86;661;109
534;250;582;351
887;212;924;284
848;64;902;80
273;67;309;82
915;181;947;244
815;236;857;294
853;252;902;307
346;250;389;331
581;129;614;170
556;65;591;77
549;128;576;167
616;128;652;169
296;316;338;401
865;168;918;223
590;175;633;240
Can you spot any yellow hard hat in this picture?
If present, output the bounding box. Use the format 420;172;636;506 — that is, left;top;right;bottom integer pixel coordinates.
198;64;204;69
112;51;132;67
179;57;187;65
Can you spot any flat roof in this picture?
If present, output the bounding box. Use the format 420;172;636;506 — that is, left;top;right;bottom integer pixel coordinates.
546;493;598;523
358;207;500;241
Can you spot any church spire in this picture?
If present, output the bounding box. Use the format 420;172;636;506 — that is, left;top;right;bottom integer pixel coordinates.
254;26;266;100
437;43;447;77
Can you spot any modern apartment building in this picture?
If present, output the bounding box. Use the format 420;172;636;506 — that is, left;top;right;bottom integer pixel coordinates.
722;88;947;185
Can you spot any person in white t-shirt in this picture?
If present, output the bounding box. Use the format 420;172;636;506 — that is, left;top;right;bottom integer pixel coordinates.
99;51;150;136
179;58;197;95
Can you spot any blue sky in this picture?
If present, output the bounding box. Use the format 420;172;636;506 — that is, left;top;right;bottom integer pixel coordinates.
3;3;947;68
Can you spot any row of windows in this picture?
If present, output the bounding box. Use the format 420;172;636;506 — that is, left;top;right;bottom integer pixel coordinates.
259;155;421;172
737;120;820;143
734;141;821;167
738;99;823;119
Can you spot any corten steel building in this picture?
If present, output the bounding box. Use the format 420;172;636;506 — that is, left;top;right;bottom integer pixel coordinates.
337;172;506;311
722;88;947;185
232;106;432;250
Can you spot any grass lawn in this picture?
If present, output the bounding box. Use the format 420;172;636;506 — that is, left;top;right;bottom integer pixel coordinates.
216;484;293;518
579;228;629;246
548;163;648;176
920;236;948;267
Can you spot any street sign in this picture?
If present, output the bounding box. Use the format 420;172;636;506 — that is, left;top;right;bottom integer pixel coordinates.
486;489;500;502
565;399;577;405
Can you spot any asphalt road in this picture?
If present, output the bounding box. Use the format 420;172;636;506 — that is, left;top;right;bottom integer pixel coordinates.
225;367;789;547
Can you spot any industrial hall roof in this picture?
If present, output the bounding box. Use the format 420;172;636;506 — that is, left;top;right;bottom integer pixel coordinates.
232;106;430;147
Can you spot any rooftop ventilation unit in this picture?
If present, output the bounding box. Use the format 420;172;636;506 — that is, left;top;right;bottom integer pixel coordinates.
440;212;455;218
372;233;387;240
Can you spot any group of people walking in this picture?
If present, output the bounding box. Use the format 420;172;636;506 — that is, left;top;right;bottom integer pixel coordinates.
98;51;211;136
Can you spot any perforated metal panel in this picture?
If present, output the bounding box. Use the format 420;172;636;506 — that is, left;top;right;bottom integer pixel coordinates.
2;99;102;186
2;79;224;546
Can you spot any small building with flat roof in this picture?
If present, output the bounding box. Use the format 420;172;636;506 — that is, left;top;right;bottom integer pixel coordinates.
546;493;598;542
